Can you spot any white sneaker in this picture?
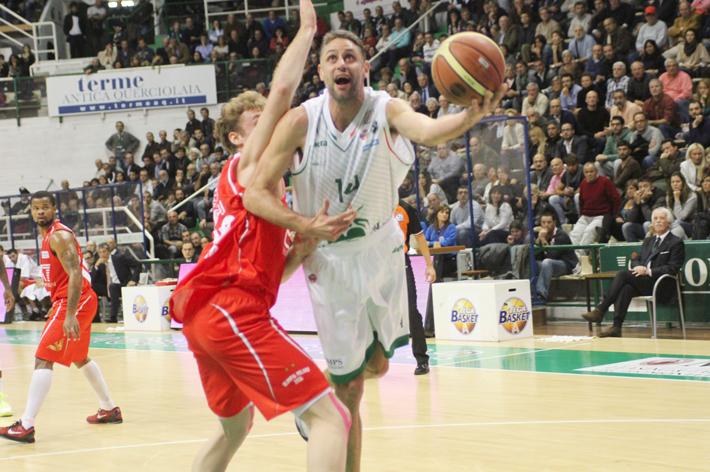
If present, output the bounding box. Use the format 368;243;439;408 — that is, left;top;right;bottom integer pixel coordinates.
572;263;582;275
0;392;13;417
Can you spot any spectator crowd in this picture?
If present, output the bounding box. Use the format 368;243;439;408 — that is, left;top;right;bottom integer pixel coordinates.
3;0;710;308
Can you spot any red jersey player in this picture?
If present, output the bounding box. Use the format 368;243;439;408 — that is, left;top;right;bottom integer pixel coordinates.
0;192;121;443
169;0;354;470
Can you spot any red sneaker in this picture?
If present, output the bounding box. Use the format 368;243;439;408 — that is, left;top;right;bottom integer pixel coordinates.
86;406;123;424
0;420;35;443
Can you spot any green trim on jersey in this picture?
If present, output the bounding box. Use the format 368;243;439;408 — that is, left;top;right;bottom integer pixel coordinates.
328;333;411;385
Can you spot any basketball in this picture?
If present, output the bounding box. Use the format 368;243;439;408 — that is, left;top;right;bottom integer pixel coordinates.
431;32;505;107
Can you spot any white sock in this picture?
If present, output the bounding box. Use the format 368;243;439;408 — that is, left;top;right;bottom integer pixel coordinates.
21;369;53;429
81;360;116;411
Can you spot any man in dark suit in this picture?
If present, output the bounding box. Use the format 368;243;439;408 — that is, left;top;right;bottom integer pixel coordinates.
415;73;439;104
106;238;142;323
559;123;589;163
582;207;684;337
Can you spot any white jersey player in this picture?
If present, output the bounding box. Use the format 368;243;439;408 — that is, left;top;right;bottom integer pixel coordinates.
245;30;505;472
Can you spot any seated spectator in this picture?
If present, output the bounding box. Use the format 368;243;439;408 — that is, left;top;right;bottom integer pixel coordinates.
159;210;188;259
627;61;653;105
605;62;630;109
469;163;490;203
428;142;464;202
644;78;681;140
609;179;640;241
521;82;549;117
596;116;631;177
567;24;595;64
501;111;525;167
570;163;620;251
658;58;693;107
529;126;550;161
531;153;552;190
480;186;514;245
583;207;683;337
559;74;582;113
692;174;710;239
190;232;204;258
534;211;578;304
695;79;710;115
680;143;708;192
667;1;702;44
666;171;697;239
628;112;664;168
646;139;683;188
547;97;578;131
636;7;668;54
577;90;609;145
450;187;483;247
639;39;666;75
540;157;566;200
97;41;116;69
181;241;197;263
622;176;666;241
610;90;642;130
602;17;634;60
613;141;643;190
559;122;589;163
685;100;710;147
673;29;710;77
424;206;457;247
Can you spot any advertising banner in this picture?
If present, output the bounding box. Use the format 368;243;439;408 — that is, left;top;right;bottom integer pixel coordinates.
46;65;217;117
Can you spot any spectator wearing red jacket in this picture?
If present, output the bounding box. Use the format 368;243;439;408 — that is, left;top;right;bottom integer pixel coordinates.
570;163;621;249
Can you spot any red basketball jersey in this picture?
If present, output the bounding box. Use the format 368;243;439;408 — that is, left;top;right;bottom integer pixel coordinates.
171;154;291;323
40;219;94;302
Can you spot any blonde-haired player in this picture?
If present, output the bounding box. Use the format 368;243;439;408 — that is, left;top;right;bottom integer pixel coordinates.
244;29;505;471
170;1;354;470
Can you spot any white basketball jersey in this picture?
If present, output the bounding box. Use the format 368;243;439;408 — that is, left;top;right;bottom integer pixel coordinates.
291;88;415;244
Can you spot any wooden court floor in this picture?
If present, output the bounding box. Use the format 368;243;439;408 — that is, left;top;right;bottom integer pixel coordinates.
1;322;709;471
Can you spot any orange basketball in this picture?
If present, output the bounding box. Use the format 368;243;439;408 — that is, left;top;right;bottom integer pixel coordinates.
431;32;505;107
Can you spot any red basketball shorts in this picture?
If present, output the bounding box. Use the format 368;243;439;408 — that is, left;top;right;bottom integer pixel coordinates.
182;290;330;420
35;293;97;367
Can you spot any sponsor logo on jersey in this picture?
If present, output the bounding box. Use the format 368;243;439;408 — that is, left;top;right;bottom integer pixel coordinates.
48;339;64;351
327;358;344;369
282;366;312;388
313;140;327;148
499;297;531;334
362;138;380;152
450;298;478;334
41;251;50;259
132;295;149;322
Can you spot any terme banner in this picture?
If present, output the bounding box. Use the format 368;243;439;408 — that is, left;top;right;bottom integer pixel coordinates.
46;65;217;117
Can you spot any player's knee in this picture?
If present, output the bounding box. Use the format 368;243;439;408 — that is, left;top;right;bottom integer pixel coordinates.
366;348;389;378
303;393;352;434
220;405;254;442
35;358;54;370
334;377;365;410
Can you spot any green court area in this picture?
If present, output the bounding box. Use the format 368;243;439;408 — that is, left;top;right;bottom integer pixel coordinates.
2;327;709;383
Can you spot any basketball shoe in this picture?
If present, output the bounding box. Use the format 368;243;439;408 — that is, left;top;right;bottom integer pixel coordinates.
0;392;12;417
0;420;35;443
87;406;123;424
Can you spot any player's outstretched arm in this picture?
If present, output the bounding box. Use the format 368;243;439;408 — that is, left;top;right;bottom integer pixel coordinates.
50;231;82;340
387;84;507;147
243;108;356;240
0;256;13;312
240;0;317;173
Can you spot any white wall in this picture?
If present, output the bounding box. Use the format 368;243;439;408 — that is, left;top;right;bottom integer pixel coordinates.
0;104;221;196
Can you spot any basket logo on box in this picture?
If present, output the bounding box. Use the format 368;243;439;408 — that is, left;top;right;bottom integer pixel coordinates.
133;295;149;323
161;299;171;322
499;297;530;334
450;298;478;334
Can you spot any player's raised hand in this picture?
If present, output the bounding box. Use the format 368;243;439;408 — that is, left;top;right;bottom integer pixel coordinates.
63;314;80;341
467;83;508;122
299;0;316;32
303;200;357;241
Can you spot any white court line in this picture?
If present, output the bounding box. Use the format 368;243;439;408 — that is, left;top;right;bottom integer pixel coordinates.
1;418;709;462
432;341;595;367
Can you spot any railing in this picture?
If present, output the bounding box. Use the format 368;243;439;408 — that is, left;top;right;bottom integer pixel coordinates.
0;4;58;62
366;0;446;86
0;182;151;259
0;57;275;124
203;0;328;23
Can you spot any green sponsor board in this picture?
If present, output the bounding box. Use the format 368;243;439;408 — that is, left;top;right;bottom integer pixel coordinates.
599;241;710;322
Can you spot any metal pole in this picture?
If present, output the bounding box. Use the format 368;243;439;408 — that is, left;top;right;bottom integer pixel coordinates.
81;188;90;244
138;180;147;257
521;116;537;290
413;143;421;215
109;185;118;243
464;130;476;250
7;198;15;250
